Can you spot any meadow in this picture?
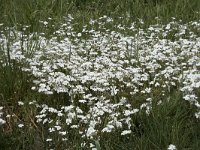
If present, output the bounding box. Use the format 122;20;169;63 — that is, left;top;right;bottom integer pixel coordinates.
0;0;200;149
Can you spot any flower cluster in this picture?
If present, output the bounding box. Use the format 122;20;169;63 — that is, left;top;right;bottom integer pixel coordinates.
0;15;199;148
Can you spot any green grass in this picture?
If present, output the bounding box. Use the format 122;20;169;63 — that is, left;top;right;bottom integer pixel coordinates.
0;0;199;30
0;0;200;149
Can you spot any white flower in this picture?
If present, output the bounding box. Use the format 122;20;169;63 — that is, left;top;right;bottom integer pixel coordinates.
90;143;95;148
18;124;24;128
167;144;177;150
66;118;72;125
62;138;67;141
77;33;82;37
43;21;48;26
124;110;133;116
71;125;78;128
86;127;96;137
29;100;36;105
31;86;36;90
54;125;61;130
121;130;131;135
0;118;6;125
18;101;24;106
59;131;67;136
165;24;171;30
102;125;114;133
195;112;200;119
49;127;55;132
6;115;11;118
46;138;52;142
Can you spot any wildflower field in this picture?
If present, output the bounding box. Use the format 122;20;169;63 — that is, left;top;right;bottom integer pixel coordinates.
0;0;200;149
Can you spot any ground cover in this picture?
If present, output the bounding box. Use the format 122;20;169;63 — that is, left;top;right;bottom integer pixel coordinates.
0;0;200;149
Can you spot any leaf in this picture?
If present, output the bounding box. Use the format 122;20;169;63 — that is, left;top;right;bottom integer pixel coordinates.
94;140;101;150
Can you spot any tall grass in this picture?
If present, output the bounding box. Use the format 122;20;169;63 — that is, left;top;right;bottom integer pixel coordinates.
0;0;199;29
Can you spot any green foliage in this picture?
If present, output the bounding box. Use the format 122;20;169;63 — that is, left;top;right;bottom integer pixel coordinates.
0;0;199;29
99;93;200;150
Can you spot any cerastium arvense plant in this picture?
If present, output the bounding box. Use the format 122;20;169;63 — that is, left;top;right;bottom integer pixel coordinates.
0;15;199;149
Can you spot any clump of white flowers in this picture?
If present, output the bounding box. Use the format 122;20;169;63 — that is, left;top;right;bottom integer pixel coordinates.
0;15;199;148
